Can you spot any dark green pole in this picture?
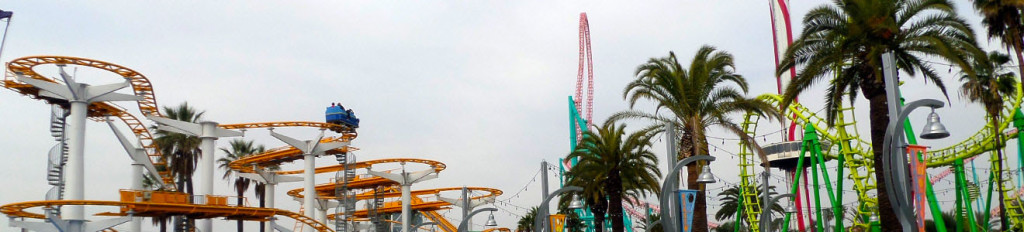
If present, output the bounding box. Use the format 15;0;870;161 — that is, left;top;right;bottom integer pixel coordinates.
782;124;814;231
955;159;978;232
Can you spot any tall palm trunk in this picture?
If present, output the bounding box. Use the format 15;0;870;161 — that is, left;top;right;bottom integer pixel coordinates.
174;178;186;232
590;198;608;232
237;188;245;232
689;124;711;232
160;218;168;232
607;169;624;232
186;178;195;231
864;81;901;232
686;163;709;232
991;112;1008;231
260;187;266;232
679;126;712;232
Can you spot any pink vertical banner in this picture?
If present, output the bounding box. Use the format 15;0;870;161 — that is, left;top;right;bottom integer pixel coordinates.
907;145;928;232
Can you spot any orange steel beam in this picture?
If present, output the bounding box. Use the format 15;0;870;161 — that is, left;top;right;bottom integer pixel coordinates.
228;136;356;173
290;183;503;201
3;56;176;188
350;187;503;201
280;159;451;199
422;210;458;232
349;201;449;218
0;200;334;232
482;228;511;232
277;158;446;175
219;121;357;134
287;176;398;199
326;188;502;226
4;56;362;188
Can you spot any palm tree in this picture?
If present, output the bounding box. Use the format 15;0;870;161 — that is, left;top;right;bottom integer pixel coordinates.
776;1;979;230
713;185;784;228
714;185;742;222
615;45;779;232
218;139;266;232
554;193;586;232
565;120;662;232
959;51;1018;230
712;221;746;232
517;207;539;232
972;0;1024;93
152;102;204;231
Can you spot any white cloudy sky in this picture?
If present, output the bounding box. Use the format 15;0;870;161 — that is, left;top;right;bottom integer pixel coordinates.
0;1;1015;231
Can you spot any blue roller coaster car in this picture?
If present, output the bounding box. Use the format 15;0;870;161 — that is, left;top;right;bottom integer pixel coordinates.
326;105;360;128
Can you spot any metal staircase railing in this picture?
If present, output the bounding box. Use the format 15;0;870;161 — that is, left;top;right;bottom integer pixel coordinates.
371;186;385;232
44;104;69;212
335;152;357;232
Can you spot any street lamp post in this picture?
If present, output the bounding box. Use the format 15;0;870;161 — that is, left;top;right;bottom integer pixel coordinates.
759;193;796;232
533;186;584;232
457;208;497;232
660;155;716;232
880;52;951;231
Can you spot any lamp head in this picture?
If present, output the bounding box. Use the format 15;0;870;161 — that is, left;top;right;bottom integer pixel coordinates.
696;165;716;184
569;195;584;209
784;203;797;213
485;212;498;226
920;109;950;139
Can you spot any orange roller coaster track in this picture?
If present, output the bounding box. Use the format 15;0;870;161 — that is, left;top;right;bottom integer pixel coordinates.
228;136;358;173
3;56;176;187
0;55;358;231
0;198;334;232
323;187;502;232
280;159;449;199
220;121;357;134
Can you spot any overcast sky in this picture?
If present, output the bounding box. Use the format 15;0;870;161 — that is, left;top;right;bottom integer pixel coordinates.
0;1;1014;231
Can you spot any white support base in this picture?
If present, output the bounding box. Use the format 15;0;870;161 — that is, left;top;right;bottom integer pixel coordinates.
9;215;131;232
270;217;294;232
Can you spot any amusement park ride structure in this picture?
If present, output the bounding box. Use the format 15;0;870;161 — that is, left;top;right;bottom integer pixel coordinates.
557;5;1024;232
0;55;509;232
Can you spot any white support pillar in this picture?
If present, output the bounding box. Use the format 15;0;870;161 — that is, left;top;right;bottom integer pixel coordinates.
402;184;412;231
266;183;276;232
15;69;141;224
130;162;143;232
198;122;220;197
269;129;349;232
65;101;87;220
304;153;317;223
368;165;439;232
148;117;241;232
318;208;328;226
238;167;301;232
437;189;496;232
313;198;338;227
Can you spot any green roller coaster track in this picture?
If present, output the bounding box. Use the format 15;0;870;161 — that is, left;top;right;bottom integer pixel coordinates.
562;96;635;232
734;80;1024;231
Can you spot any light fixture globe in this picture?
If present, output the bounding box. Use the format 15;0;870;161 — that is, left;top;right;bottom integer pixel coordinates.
784;203;797;213
568;195;584;209
485;212;498;226
696;165;716;184
920;109;950;139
